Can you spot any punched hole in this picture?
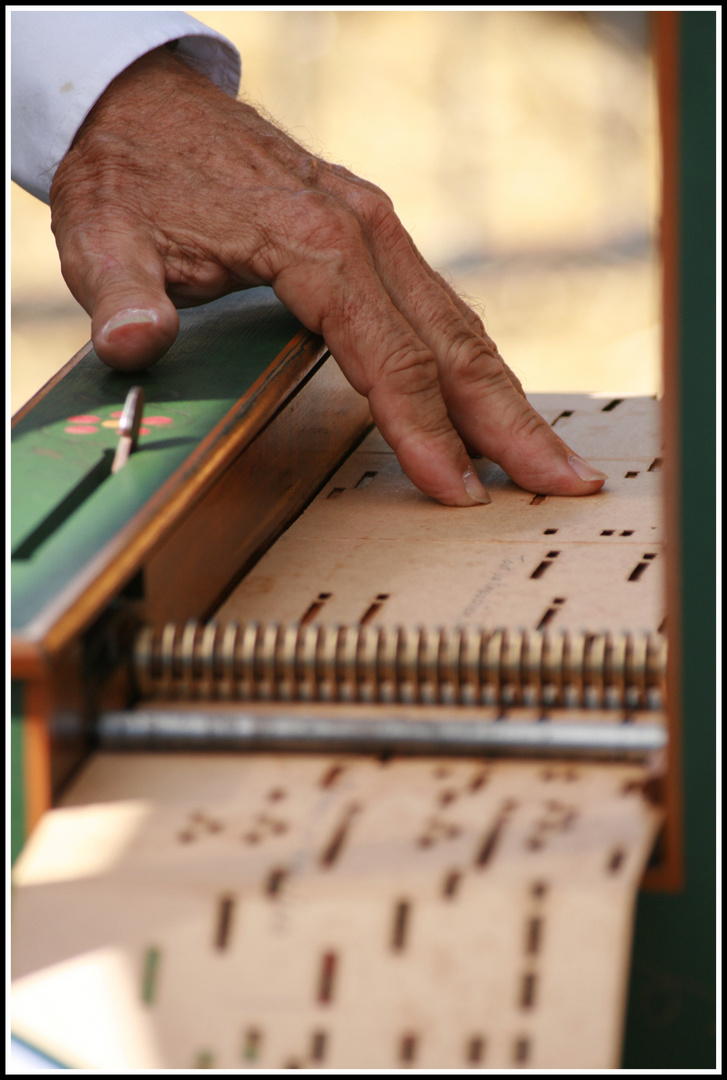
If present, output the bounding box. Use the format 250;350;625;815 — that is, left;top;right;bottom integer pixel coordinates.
525;916;543;955
214;895;235;949
359;600;384;626
551;410;574;425
607;847;626;874
469;771;488;792
474;809;510;868
399;1034;418;1064
317;951;338;1004
242;1028;262;1062
319;803;360;868
530;561;551;580
320;763;345;789
300;593;332;625
355;471;377;489
391;900;411;951
536;607;558;630
266;868;287;897
519;972;537;1009
310;1031;327;1062
442;870;462;899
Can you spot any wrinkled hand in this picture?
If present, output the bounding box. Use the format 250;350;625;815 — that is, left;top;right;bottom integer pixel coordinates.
50;46;606;505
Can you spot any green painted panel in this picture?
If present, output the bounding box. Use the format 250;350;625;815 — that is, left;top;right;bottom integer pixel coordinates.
11;681;26;866
11;289;303;632
622;12;716;1068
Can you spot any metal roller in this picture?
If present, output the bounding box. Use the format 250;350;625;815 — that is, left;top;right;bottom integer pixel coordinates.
132;621;667;710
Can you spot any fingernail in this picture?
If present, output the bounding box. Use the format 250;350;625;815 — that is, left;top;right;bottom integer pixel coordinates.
101;308;158;341
463;468;491;504
568;453;608;482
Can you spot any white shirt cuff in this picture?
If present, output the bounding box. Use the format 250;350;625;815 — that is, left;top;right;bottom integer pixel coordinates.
11;10;241;203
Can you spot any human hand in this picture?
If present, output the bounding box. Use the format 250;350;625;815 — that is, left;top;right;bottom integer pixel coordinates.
50;46;606;506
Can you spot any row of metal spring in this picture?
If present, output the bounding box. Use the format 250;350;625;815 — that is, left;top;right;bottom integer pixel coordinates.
132;621;667;710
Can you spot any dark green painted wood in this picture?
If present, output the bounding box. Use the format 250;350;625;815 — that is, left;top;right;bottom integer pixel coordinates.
11;289;303;632
11;681;26;866
622;12;716;1068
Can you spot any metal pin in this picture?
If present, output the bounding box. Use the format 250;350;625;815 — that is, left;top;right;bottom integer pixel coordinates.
111;386;145;473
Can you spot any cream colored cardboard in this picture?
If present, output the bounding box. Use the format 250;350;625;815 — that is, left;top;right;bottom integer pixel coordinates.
12;752;661;1070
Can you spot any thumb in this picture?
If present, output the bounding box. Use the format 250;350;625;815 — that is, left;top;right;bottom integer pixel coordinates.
63;224;179;372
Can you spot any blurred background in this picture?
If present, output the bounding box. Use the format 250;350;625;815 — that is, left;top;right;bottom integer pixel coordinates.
10;9;661;415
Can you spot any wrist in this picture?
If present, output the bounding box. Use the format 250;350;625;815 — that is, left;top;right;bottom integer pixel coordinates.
63;47;222;172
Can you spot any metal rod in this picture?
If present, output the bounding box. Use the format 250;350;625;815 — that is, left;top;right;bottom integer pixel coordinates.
98;709;667;760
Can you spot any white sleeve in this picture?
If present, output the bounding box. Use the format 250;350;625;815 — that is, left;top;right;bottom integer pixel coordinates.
10;10;241;203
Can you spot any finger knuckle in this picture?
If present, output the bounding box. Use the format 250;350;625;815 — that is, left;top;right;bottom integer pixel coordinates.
296;154;321;187
370;373;453;451
337;181;400;237
446;334;505;386
287;191;362;253
380;343;440;396
506;402;551;442
467;310;488;338
364;195;403;244
361;187;396;222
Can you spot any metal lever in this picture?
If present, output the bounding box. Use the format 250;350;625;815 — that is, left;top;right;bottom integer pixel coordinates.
111;386;145;473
